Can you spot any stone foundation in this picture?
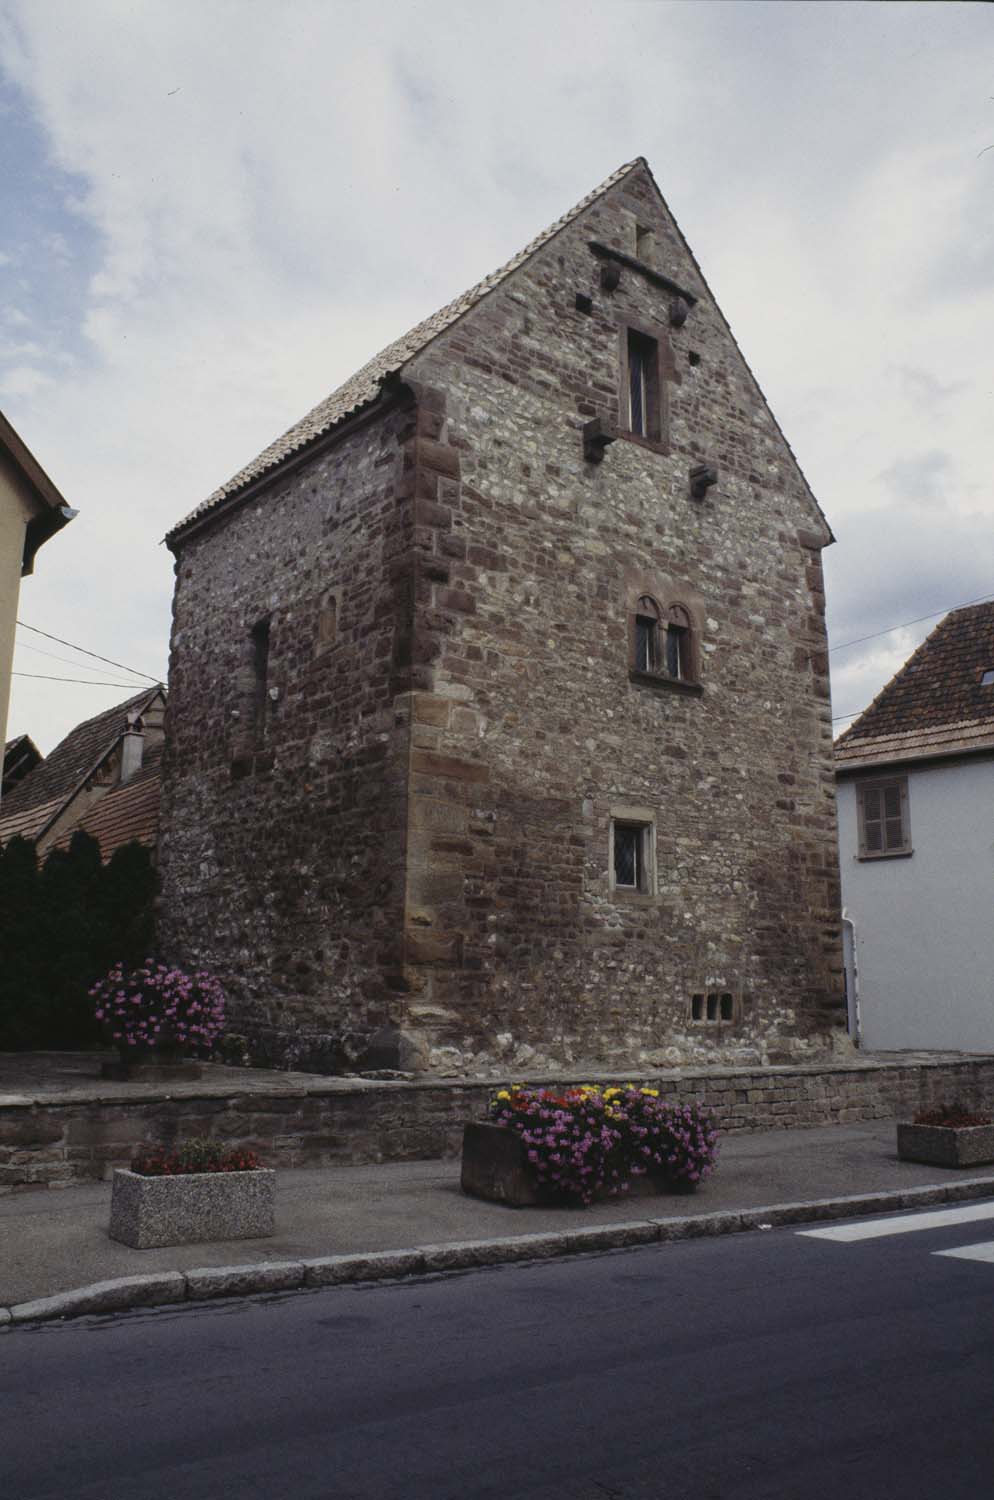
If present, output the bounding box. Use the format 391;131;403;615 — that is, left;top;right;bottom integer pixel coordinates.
4;1055;994;1190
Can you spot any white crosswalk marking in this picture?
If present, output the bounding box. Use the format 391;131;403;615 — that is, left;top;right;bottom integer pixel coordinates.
934;1241;994;1264
798;1201;994;1243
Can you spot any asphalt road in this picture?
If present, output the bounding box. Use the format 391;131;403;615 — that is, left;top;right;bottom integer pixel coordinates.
5;1202;994;1500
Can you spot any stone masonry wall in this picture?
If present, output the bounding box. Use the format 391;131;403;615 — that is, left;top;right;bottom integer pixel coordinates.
160;162;842;1073
159;401;419;1066
4;1058;994;1189
396;162;841;1071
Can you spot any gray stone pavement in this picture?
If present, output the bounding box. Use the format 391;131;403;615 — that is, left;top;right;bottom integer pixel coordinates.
4;1119;994;1317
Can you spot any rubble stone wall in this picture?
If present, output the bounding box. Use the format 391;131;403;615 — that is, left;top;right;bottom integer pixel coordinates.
4;1058;993;1189
160;162;842;1072
159;402;418;1064
398;161;841;1070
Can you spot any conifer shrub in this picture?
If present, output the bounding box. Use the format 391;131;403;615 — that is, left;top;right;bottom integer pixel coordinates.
0;832;157;1050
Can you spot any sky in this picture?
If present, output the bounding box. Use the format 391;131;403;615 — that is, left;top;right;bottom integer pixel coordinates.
1;0;991;754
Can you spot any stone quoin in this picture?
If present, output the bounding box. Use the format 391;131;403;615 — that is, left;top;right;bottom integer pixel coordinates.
159;157;843;1075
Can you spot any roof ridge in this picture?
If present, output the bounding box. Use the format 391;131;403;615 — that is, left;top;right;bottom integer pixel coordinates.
167;159;644;542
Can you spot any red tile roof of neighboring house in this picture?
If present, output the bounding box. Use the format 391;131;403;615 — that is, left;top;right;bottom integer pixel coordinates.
835;601;994;772
52;746;162;861
0;686;163;847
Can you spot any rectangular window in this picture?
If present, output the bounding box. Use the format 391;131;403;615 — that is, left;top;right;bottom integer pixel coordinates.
610;813;656;896
665;621;689;679
857;777;911;858
690;992;738;1024
614;824;642;888
626;329;661;441
635;613;658;673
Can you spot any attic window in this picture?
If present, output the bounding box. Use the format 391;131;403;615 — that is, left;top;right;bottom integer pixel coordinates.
635;224;655;263
982;669;994;686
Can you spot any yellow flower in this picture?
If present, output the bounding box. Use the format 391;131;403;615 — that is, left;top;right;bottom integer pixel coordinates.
496;1090;511;1101
640;1087;659;1097
604;1087;620;1100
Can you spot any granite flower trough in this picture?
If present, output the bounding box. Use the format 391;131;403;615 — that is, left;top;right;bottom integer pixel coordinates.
109;1167;276;1249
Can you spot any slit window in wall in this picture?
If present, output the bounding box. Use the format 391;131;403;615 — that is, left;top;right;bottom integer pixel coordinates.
634;596;661;673
315;593;338;657
626;329;661;441
250;617;271;742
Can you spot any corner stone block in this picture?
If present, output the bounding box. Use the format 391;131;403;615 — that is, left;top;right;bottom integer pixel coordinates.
410;750;490;783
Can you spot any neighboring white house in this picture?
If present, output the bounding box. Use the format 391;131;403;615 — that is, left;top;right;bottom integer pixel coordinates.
835;601;994;1051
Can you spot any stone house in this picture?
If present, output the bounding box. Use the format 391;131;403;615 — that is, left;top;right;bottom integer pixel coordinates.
161;158;843;1074
836;601;994;1050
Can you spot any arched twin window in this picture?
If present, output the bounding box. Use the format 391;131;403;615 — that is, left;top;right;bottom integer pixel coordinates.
634;596;695;683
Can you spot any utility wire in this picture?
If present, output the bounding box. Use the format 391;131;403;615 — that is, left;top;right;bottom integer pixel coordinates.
15;621;163;683
830;590;994;654
13;672;153;687
17;641;136;677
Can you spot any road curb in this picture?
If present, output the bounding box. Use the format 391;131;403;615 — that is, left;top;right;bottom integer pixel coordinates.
6;1175;994;1327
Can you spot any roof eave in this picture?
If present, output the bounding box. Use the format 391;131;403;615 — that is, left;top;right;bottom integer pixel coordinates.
164;385;400;552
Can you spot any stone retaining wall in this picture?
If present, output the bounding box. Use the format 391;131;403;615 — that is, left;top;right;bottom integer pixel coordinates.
4;1056;994;1189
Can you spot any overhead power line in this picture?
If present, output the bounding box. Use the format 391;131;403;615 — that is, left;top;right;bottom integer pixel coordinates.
13;672;153;688
830;590;994;654
15;621;164;684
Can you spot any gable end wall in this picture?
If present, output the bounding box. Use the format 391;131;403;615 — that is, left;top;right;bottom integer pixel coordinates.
160;164;844;1073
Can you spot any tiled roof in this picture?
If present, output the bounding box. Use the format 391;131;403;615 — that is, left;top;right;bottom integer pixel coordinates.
0;686;163;845
166;159;644;542
2;734;43;797
835;601;994;771
52;749;161;861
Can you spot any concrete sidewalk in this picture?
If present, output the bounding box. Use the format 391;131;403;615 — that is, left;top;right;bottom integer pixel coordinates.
4;1120;994;1326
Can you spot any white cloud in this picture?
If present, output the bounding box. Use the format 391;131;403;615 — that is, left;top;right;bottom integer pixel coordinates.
0;0;992;750
0;363;52;397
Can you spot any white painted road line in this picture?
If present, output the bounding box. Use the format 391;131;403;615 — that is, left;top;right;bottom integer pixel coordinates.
798;1201;994;1243
934;1241;994;1264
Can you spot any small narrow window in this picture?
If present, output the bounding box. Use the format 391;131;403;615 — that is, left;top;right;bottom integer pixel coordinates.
614;824;642;889
627;329;660;440
981;669;994;687
611;816;655;896
635;223;655;263
691;994;704;1021
857;777;911;858
250;618;271;743
634;596;661;673
315;593;338;657
720;993;734;1021
665;604;693;681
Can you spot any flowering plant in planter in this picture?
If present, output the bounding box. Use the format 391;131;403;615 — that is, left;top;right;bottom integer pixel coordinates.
131;1138;262;1176
487;1084;719;1205
90;958;227;1059
913;1102;992;1128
